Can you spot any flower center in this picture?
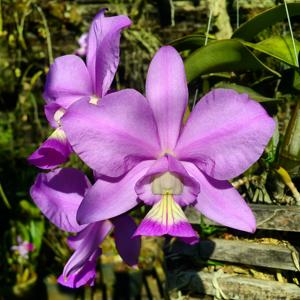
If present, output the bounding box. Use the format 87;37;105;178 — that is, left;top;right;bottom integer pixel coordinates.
151;172;183;195
89;95;100;105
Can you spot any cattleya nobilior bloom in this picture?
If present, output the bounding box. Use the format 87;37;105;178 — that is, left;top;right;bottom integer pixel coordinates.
28;9;131;169
62;46;275;242
30;168;140;288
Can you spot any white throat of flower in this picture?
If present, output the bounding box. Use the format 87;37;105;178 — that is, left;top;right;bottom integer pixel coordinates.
143;172;188;231
151;172;183;195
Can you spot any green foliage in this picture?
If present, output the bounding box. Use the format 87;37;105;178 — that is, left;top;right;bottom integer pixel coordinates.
183;39;280;83
232;3;300;40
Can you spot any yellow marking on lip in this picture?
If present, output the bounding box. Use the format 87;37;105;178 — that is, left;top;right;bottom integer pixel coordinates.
144;192;188;228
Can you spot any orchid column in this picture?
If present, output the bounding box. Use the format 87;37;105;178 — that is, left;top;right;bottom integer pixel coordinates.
62;46;275;243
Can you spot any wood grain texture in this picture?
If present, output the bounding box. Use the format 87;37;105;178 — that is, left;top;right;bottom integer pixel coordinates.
167;238;300;271
185;204;300;232
174;271;300;300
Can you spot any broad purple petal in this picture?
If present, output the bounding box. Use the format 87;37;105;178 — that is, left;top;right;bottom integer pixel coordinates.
87;9;131;97
30;168;90;232
28;128;72;169
135;155;200;206
175;89;275;180
184;162;256;233
63;221;112;279
146;46;188;150
44;55;93;107
112;215;141;266
77;160;154;225
62;89;160;177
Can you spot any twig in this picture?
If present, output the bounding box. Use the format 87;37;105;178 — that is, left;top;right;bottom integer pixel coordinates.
35;4;53;65
283;0;299;66
276;166;300;205
0;183;11;209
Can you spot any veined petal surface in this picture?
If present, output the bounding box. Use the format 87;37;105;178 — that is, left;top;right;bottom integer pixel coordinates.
44;55;93;107
62;90;160;177
184;162;256;233
77;160;154;225
146;46;188;150
30;168;90;232
87;9;131;96
175;89;275;180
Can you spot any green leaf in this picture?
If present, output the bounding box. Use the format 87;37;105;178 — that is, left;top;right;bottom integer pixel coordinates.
293;70;300;91
19;200;41;218
242;36;300;67
232;3;300;40
184;39;280;83
29;219;44;254
214;82;279;103
170;34;211;52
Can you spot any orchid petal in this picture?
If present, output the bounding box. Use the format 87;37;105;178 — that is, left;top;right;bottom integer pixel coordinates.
62;90;160;177
135;155;200;206
30;168;90;232
44;102;63;128
63;221;112;280
77;160;154;225
175;89;275;180
87;9;131;97
44;55;93;107
146;46;188;150
57;249;100;288
112;215;141;266
184;162;256;233
134;193;198;241
28;128;72;169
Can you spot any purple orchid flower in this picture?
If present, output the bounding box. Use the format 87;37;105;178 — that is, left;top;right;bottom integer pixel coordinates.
75;33;88;57
61;46;275;243
30;168;140;288
28;10;131;170
11;236;34;259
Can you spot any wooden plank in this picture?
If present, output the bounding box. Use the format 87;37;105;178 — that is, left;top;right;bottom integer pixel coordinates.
171;271;300;300
201;239;299;272
168;238;300;272
185;204;300;232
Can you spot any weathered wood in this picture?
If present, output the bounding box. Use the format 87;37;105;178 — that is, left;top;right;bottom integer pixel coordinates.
172;271;300;300
168;238;300;272
185;204;300;232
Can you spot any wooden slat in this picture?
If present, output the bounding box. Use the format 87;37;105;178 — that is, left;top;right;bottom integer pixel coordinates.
168;238;300;272
201;239;299;271
171;271;300;300
185;204;300;232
